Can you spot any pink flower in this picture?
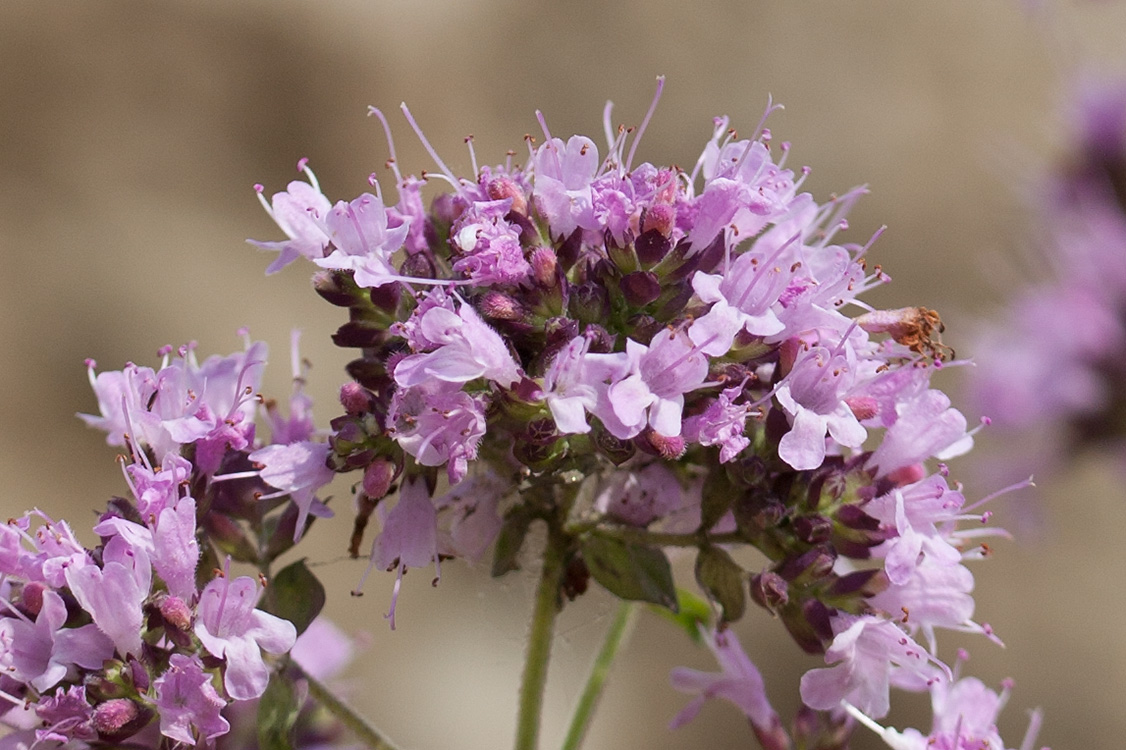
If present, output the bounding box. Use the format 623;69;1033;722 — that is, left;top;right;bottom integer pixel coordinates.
393;301;521;389
601;331;709;439
153;653;231;745
775;345;866;470
249;165;333;273
194;574;297;701
360;478;439;630
669;625;783;741
388;382;487;484
65;536;151;657
249;441;335;541
314;191;412;288
800;613;948;719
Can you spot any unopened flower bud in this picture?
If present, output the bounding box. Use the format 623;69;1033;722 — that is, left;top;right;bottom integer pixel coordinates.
844;395;879;421
93;699;140;739
340;382;375;415
159;596;193;631
20;581;46;616
430;192;462;224
620;271;662;306
886;463;926;487
529;247;558;287
793;514;832;544
750;570;789;613
400;251;435;279
362;458;395;500
638;430;686;459
486;176;528;216
480;291;524;321
313;271;357;307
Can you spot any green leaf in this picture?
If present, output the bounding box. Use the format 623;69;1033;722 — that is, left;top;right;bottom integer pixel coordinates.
262;559;325;636
581;535;678;611
694;545;747;624
257;671;301;750
491;509;532;578
699;468;736;532
651;588;713;644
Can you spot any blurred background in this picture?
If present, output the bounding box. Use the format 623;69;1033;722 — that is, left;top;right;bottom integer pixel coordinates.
3;0;1126;747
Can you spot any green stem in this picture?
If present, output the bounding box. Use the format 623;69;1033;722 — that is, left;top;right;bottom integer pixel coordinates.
292;662;401;750
514;530;567;750
560;601;638;750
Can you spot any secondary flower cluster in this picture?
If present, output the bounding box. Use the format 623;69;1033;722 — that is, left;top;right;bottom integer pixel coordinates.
0;336;353;746
970;78;1126;486
241;82;1043;748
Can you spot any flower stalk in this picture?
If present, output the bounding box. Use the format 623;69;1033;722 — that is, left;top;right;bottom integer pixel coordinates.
293;661;402;750
561;601;639;750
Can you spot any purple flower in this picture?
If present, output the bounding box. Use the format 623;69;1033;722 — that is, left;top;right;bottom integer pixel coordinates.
249;441;335;541
314;191;412;288
800;613;948;719
34;685;96;744
388;382;487;484
531;135;600;239
775;345;867;470
669;625;783;740
194;574;297;701
65;536;150;658
594;463;687;527
153;653;231;745
360;478;439;630
0;589;114;692
249;164;333;273
393;300;521;389
600;331;709;439
682;387;753;463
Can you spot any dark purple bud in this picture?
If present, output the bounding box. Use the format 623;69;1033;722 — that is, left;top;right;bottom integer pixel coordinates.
583;324;616;353
569;282;610;326
332;320;384;349
835;504;880;531
159;595;193;631
312;271;358;307
793;515;832;544
362;459;395;500
751;718;792;750
369;282;401;313
828;569;889;598
635;228;673;266
525;417;559;446
776;546;836;584
340;382;375;416
400;251;435;279
750;570;789;613
620;271;661;306
128;656;150;693
556;227;583;271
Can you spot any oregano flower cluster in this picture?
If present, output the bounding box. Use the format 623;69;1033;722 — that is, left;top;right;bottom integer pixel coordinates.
0;80;1046;750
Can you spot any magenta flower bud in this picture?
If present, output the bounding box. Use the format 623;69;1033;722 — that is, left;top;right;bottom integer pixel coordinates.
480;291;524;321
20;581;46;616
340;382;375;416
529;247;558;287
638;430;686;459
362;458;395;500
486;175;528;215
845;395;879;421
159;595;193;631
93;698;140;739
619;271;661;306
885;463;926;487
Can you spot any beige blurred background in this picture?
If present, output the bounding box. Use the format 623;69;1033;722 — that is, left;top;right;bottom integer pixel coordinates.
3;1;1126;747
